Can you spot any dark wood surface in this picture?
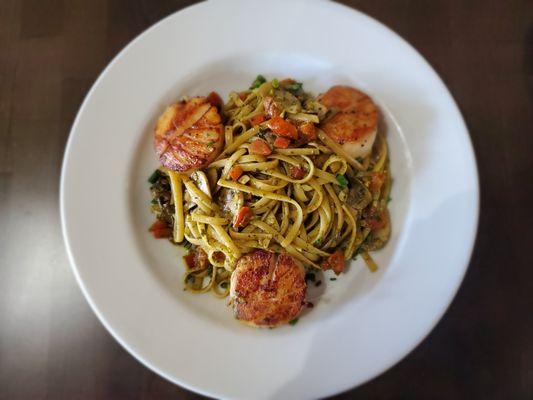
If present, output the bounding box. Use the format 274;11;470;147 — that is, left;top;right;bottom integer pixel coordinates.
1;0;532;399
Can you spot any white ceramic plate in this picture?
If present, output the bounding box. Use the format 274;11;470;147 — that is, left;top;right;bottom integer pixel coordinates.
60;1;479;399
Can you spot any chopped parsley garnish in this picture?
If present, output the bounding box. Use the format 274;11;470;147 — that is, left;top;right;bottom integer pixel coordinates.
336;174;348;188
271;78;279;88
220;281;229;289
148;169;161;184
286;81;303;93
305;272;316;282
289;318;299;326
250;74;266;89
387;196;392;203
180;239;192;249
330;277;337;281
314;237;322;246
150;199;158;205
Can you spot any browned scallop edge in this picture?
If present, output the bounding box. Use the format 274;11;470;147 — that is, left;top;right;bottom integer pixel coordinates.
231;250;307;328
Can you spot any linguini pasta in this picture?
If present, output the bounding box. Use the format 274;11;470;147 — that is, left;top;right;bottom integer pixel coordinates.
148;77;391;297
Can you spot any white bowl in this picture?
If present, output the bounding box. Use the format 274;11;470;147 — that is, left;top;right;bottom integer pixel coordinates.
61;1;479;399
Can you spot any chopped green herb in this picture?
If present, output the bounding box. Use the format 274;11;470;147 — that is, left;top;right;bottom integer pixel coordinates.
286;81;303;93
289;318;299;326
305;272;316;282
352;247;361;260
271;78;279;88
250;74;266;89
220;281;229;289
330;277;337;281
181;239;192;249
150;199;158;205
336;174;348;188
315;280;322;287
314;237;322;246
148;169;161;184
387;196;392;203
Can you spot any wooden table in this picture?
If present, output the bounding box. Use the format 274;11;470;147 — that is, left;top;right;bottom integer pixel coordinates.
1;1;531;398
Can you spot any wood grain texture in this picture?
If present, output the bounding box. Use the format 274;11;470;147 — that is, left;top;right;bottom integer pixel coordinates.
0;0;531;399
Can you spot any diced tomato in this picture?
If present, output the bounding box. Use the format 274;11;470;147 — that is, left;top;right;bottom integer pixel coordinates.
149;220;172;239
233;206;252;229
369;172;385;194
229;165;244;181
289;166;306;179
183;253;195;269
212;251;226;264
206;91;223;109
250;138;272;155
365;208;387;230
299;122;317;141
183;248;209;271
273;137;291;149
250;114;265;126
149;220;167;231
150;228;172;239
239;92;248;101
367;218;385;230
321;250;345;275
267;117;298;139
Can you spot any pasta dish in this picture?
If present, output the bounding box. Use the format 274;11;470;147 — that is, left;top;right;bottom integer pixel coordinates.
148;76;391;327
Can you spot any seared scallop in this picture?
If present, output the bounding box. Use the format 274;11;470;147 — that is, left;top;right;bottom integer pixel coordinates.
230;250;306;327
318;85;378;159
154;96;224;173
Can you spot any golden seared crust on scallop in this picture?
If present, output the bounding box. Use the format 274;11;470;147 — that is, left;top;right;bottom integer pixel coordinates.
154;97;223;173
230;250;307;327
318;85;378;159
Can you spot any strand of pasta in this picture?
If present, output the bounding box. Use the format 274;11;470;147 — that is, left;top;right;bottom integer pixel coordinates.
166;170;184;243
372;133;388;173
341;204;358;259
182;175;216;212
317;128;364;170
217;179;303;247
250;220;321;269
216;126;261;160
220;148;247;179
324;184;344;234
